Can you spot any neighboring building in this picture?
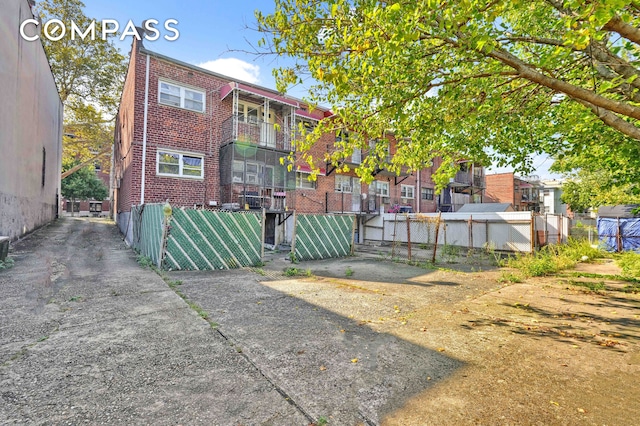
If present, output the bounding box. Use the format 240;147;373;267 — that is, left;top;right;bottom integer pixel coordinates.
457;203;514;213
437;160;485;212
113;36;484;245
0;0;63;241
61;165;111;217
485;172;543;212
540;179;568;215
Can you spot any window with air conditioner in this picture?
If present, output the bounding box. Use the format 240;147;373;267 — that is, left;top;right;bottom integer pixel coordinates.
335;175;353;193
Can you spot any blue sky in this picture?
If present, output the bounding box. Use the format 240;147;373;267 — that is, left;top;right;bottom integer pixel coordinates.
82;0;297;92
80;0;559;179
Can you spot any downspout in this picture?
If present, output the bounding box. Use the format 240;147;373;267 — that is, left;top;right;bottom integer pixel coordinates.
140;53;150;205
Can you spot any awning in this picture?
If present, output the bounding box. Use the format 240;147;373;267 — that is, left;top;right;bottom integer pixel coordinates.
296;164;326;175
220;82;300;108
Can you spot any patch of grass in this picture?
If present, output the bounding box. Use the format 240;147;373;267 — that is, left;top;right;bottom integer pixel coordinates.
254;268;266;276
498;272;523;283
68;296;82;302
316;416;329;426
345;267;354;277
283;267;312;277
440;244;461;263
288;251;298;264
617;252;640;279
503;239;608;277
0;257;15;270
136;255;154;268
567;279;606;292
566;271;640;283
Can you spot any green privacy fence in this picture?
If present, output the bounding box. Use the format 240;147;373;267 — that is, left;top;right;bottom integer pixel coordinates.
129;205;355;270
131;204;165;266
164;208;263;270
292;213;356;261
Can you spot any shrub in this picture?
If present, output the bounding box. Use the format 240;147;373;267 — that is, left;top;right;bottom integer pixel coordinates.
618;252;640;278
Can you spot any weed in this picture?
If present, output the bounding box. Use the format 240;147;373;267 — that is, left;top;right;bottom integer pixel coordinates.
289;251;298;264
254;268;266;276
498;272;523;283
504;239;608;277
567;279;606;292
345;267;354;277
284;267;311;277
136;255;154;268
68;296;82;302
440;244;461;263
617;251;640;279
254;261;266;267
166;279;182;288
37;335;49;342
0;257;15;270
418;243;429;250
316;416;329;426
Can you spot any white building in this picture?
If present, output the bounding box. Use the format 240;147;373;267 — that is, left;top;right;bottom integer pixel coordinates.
540;180;567;215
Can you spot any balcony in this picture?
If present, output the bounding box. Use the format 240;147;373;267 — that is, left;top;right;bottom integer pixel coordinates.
221;115;292;152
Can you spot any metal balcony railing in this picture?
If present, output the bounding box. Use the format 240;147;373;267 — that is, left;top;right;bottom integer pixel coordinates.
221;115;292;151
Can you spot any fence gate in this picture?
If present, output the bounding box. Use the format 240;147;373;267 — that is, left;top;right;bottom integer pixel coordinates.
292;214;356;261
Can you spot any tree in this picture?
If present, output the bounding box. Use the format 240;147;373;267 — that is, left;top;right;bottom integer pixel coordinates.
37;0;127;170
61;161;108;215
256;1;640;189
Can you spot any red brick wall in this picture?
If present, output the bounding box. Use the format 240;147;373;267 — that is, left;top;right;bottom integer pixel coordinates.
114;40;450;215
485;172;515;205
115;39;231;211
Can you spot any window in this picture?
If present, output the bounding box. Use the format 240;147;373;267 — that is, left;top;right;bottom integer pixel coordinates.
41;147;46;187
236;102;260;123
232;161;274;186
421;187;434;200
296;172;316;189
401;184;415;199
335;175;353;193
157;150;204;178
159;81;205;112
371;180;389;196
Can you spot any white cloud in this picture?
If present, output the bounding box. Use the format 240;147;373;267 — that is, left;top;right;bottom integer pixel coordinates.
196;58;261;84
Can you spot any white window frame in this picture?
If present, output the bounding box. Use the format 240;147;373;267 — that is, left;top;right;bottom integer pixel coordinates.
158;80;206;113
372;180;389;197
157;149;204;179
296;172;317;189
335;175;353;193
401;184;415;199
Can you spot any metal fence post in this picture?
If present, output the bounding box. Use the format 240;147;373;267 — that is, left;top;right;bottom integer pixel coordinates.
406;215;412;261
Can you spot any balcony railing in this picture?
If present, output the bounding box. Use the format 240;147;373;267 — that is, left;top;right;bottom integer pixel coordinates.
221;115;292;151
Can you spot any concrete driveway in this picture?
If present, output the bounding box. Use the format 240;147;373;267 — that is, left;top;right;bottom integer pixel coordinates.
0;217;461;425
0;218;306;424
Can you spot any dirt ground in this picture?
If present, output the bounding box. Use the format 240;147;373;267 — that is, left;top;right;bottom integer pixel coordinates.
176;248;640;425
2;217;638;425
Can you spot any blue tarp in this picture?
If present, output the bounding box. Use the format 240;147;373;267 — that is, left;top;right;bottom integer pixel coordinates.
597;217;640;252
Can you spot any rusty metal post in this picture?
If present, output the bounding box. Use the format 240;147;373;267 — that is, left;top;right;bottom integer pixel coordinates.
432;212;441;263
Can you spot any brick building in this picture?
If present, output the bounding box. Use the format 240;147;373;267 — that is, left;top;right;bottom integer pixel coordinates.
485;172;543;212
113;36;484;245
